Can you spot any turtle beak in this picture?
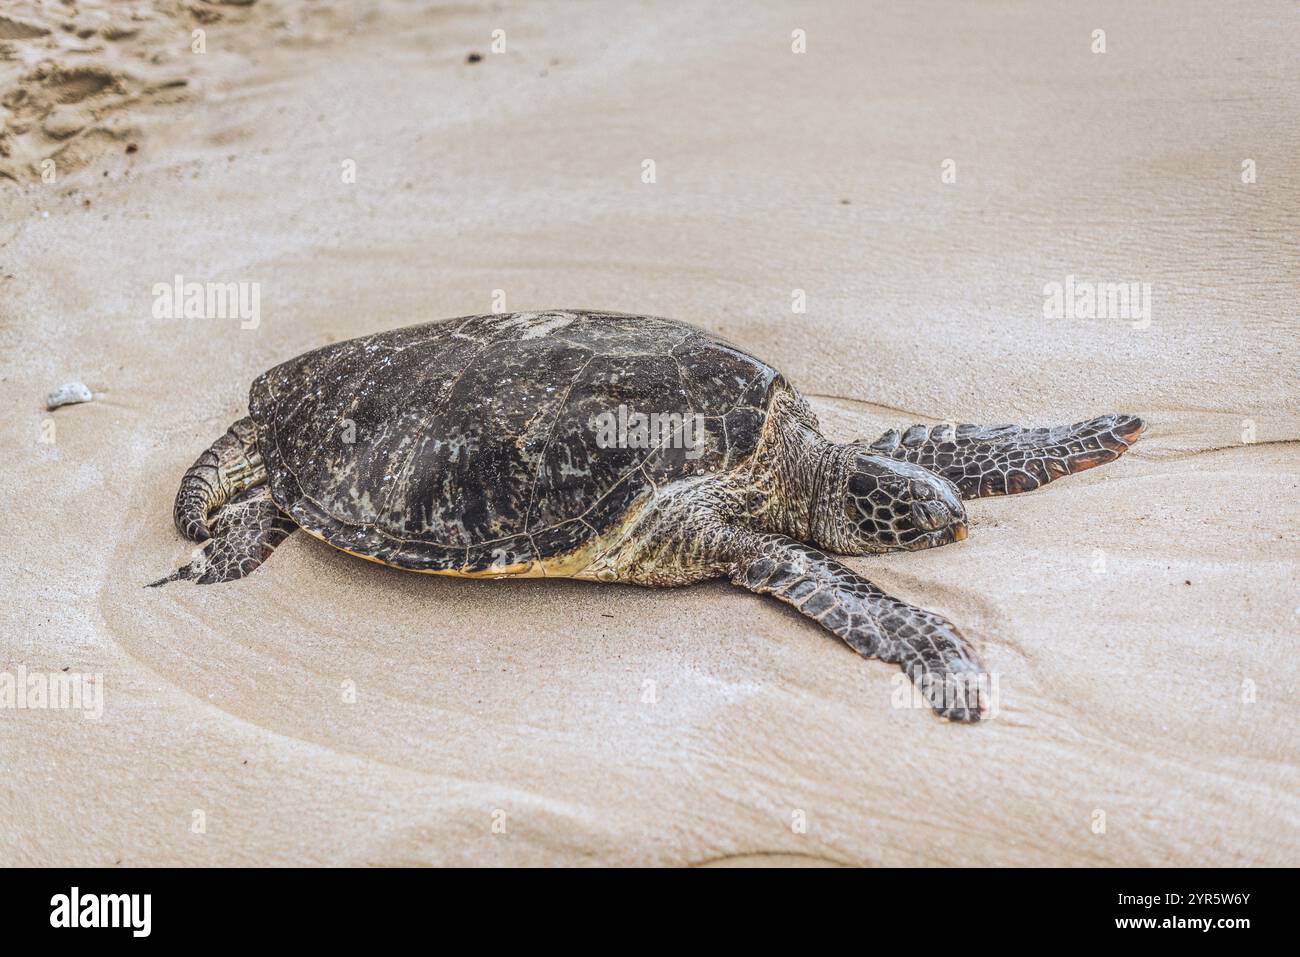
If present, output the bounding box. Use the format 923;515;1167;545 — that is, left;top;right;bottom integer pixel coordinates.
911;499;968;546
916;519;966;549
1116;415;1146;445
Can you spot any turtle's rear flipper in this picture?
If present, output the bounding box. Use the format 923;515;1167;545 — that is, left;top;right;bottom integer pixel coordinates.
867;413;1145;500
173;416;266;543
149;486;296;586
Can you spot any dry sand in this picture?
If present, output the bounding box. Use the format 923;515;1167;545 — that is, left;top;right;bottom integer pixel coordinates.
1;0;1297;866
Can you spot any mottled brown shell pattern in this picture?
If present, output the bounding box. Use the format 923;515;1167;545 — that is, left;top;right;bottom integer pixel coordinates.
249;311;780;572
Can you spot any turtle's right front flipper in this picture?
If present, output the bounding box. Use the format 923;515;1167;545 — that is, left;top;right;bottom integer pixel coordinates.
726;532;987;721
150;485;296;586
867;413;1145;499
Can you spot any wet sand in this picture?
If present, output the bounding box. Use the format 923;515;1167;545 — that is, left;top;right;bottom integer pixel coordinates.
1;0;1297;865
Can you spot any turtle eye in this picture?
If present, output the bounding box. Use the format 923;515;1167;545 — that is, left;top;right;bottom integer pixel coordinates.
910;481;934;501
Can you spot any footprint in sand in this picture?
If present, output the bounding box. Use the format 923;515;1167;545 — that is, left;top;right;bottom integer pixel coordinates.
0;1;269;182
0;15;50;41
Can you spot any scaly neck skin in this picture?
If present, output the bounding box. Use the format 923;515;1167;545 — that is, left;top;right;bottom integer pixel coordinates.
748;419;852;546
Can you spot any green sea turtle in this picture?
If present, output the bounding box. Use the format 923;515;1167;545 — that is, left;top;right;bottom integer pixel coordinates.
154;310;1144;720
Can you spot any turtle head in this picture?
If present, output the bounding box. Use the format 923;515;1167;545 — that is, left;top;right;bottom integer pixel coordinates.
814;450;967;553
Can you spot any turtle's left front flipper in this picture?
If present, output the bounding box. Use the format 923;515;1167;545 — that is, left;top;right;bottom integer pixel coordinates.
149;485;296;586
725;532;987;721
867;413;1145;499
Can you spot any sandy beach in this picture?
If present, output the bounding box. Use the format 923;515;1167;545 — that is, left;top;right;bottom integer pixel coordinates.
1;0;1297;866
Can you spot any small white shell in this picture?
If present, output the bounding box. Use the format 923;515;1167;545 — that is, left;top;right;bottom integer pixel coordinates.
46;381;94;410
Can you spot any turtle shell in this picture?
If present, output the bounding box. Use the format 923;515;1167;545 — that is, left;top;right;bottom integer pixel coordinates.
248;311;779;573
